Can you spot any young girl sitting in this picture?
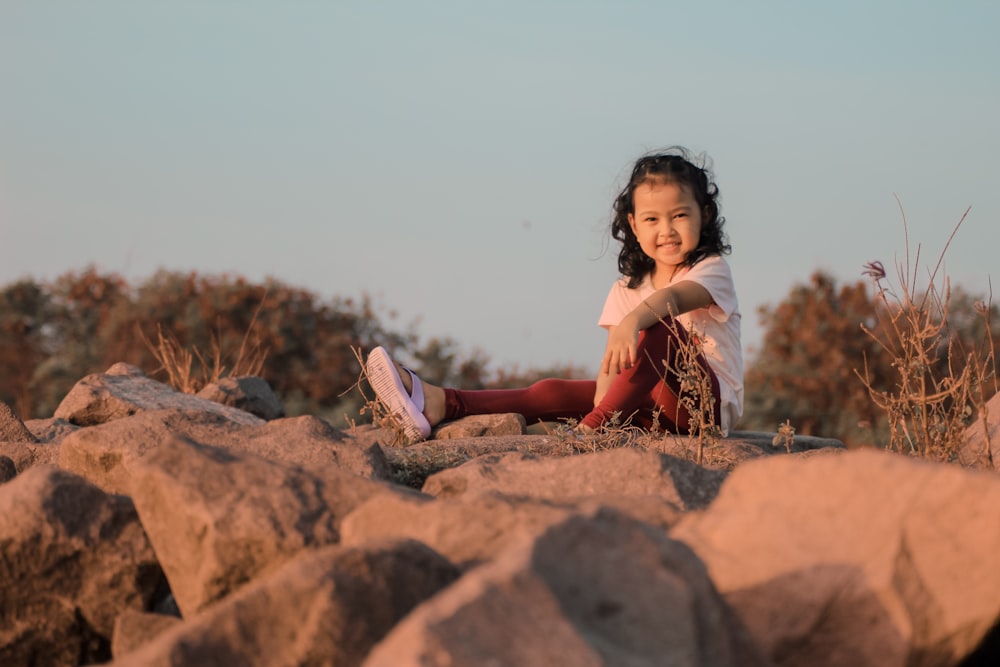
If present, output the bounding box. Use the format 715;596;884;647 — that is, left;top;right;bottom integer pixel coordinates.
366;147;742;444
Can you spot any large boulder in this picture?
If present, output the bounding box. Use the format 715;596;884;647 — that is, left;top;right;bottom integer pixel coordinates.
341;491;683;570
111;540;459;665
672;449;1000;667
59;408;390;494
0;466;164;665
53;362;264;427
128;435;419;617
422;447;727;511
363;512;768;667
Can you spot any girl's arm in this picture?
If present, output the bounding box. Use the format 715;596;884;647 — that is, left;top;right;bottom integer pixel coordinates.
600;280;713;375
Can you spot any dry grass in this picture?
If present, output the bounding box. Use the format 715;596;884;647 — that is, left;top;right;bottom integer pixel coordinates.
141;296;269;394
857;206;996;463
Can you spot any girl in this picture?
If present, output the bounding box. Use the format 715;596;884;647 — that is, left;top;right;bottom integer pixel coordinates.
367;147;742;444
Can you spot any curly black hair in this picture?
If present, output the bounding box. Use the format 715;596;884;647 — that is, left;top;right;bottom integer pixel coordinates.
611;147;731;288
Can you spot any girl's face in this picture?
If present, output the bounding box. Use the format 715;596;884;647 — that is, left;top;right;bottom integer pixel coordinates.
628;180;703;284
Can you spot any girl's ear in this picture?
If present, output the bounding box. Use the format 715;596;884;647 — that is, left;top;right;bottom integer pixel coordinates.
628;212;636;235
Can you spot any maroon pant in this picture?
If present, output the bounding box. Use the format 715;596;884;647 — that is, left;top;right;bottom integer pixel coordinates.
444;321;722;433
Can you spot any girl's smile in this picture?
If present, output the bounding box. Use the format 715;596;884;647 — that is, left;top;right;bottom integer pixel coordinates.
628;181;703;286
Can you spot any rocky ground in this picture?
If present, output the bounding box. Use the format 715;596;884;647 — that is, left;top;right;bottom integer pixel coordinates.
1;362;999;666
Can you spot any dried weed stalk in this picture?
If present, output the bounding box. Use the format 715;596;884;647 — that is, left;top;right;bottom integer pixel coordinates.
653;313;723;465
856;205;996;462
141;295;269;394
346;345;412;448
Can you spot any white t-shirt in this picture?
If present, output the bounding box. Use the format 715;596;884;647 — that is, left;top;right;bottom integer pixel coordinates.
597;255;743;434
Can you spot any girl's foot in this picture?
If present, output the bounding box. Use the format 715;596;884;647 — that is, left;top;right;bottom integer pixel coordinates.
365;346;446;443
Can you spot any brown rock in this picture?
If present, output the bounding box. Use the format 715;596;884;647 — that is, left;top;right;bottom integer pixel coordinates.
24;416;80;443
363;512;768;667
0;466;164;665
196;375;285;421
958;390;1000;469
432;413;527;439
0;399;36;442
341;491;684;570
111;540;459;667
59;409;391;495
53;363;264;427
129;435;418;617
672;449;1000;667
111;610;182;658
422;447;727;511
384;434;569;488
728;430;847;454
0;438;60;474
0;455;15;482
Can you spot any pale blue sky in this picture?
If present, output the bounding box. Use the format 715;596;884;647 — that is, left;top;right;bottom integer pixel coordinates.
1;1;997;373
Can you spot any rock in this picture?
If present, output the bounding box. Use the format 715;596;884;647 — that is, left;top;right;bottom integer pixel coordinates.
196;375;285;421
111;610;183;658
24;416;80;443
0;438;61;474
0;466;164;665
384;434;570;488
54;363;264;427
341;491;683;570
672;449;1000;667
128;435;418;616
422;447;728;511
59;408;391;494
728;430;847;453
0;400;37;442
363;512;768;667
110;540;460;666
0;455;15;482
432;413;527;439
958;390;1000;469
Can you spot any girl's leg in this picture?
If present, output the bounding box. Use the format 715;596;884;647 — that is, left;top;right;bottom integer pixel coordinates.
579;322;722;433
444;378;597;424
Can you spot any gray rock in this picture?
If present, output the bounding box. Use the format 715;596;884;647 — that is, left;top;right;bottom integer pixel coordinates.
422;447;728;511
196;375;285;421
0;465;164;665
341;491;683;570
54;363;264;427
432;413;527;439
59;408;392;495
672;449;1000;667
383;433;570;488
24;416;80;443
129;435;419;616
363;512;768;667
110;540;459;667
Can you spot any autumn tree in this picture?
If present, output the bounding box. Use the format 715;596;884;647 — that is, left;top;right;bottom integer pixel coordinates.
0;279;53;417
743;270;999;448
741;271;888;446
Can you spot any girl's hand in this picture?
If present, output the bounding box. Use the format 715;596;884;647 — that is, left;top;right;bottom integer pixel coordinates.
601;314;640;375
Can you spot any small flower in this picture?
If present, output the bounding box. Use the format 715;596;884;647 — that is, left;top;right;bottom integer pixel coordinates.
862;260;887;281
974;300;989;316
